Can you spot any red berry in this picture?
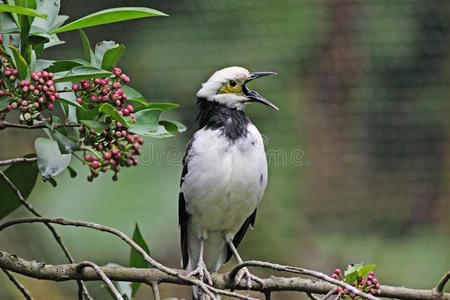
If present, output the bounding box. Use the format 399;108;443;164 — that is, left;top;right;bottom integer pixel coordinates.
126;105;133;112
120;74;130;82
334;269;341;275
111;149;119;155
368;271;374;276
76;98;83;104
331;274;338;279
72;83;80;91
104;152;111;159
48;104;54;109
113;68;122;76
91;160;99;168
84;154;93;161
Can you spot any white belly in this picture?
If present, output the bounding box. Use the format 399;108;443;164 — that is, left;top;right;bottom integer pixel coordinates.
182;124;267;235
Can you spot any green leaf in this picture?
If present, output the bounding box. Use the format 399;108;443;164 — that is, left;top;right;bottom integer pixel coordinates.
121;85;147;106
34;59;54;72
53;66;111;83
79;29;94;63
101;44;125;71
48;59;88;73
28;49;36;73
99;103;130;127
49;128;80;154
0;96;13;110
358;264;376;279
129;223;150;297
0;154;38;220
8;45;28;79
0;4;47;19
0;9;18;32
94;41;117;67
134;102;179;112
34;137;71;180
51;7;168;34
159;120;187;133
344;264;362;283
56;97;84;110
130;108;162;136
31;0;60;32
79;120;108;134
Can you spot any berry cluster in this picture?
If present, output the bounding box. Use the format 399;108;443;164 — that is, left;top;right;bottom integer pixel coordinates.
331;269;381;299
79;121;144;182
74;68;143;181
72;67;131;112
1;56;58;123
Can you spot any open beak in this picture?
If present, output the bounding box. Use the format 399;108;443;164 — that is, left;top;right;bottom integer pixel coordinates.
243;72;279;110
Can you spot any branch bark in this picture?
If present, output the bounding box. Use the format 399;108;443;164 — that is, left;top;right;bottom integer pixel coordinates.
1;267;33;300
0;250;448;299
77;262;123;300
0;121;80;130
0;157;38;166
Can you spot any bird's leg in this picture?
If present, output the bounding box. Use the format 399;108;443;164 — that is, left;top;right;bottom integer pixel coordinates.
226;238;265;292
187;237;213;285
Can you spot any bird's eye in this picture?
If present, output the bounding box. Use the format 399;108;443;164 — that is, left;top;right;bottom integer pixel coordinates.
229;80;237;87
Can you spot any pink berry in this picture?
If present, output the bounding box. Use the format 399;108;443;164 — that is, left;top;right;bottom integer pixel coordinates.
368;271;374;276
21;100;28;106
111;149;119;155
101;87;110;95
120;74;130;82
76;98;83;104
72;83;80;91
331;274;338;279
84;154;93;161
104;152;112;159
91;161;99;168
126;105;133;112
112;81;121;89
113;67;122;76
334;269;341;275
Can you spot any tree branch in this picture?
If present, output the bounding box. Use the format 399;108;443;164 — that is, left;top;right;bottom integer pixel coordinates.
0;157;37;166
0;171;93;300
229;261;379;300
0;121;80;130
150;281;160;300
1;267;33;300
0;217;257;300
0;250;448;299
77;262;123;300
435;271;450;294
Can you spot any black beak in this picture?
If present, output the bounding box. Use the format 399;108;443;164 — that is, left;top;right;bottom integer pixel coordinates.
243;72;279;110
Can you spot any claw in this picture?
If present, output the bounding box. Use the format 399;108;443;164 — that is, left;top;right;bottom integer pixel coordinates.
234;267;265;293
187;260;213;286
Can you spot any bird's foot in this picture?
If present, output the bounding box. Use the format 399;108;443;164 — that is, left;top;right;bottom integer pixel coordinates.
234;267;265;292
187;260;213;286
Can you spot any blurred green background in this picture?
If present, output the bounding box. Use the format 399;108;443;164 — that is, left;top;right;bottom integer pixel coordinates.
1;0;449;299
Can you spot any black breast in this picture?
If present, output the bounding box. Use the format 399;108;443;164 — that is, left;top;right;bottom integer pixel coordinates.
196;98;250;141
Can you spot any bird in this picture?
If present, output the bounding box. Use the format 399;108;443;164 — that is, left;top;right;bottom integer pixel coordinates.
179;66;278;299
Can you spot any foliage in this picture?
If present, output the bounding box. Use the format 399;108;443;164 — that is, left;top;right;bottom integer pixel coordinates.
332;264;381;299
0;1;184;224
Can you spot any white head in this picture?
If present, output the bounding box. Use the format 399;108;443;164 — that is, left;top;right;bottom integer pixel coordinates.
196;66;278;110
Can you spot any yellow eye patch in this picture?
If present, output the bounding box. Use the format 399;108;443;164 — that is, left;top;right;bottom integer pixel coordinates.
218;81;243;95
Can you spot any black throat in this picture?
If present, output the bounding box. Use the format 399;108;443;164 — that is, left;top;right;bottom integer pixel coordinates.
196;98;250;141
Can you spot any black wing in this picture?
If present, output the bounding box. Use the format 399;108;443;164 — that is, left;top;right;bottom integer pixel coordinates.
179;138;194;269
225;208;257;263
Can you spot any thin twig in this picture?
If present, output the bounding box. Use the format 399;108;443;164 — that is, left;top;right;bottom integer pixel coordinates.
77;262;123;300
0;157;37;166
322;288;337;300
435;271;450;293
0;170;93;300
229;261;380;300
1;267;33;300
264;292;271;300
307;292;321;300
0;217;257;300
0;120;80;130
150;282;160;300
